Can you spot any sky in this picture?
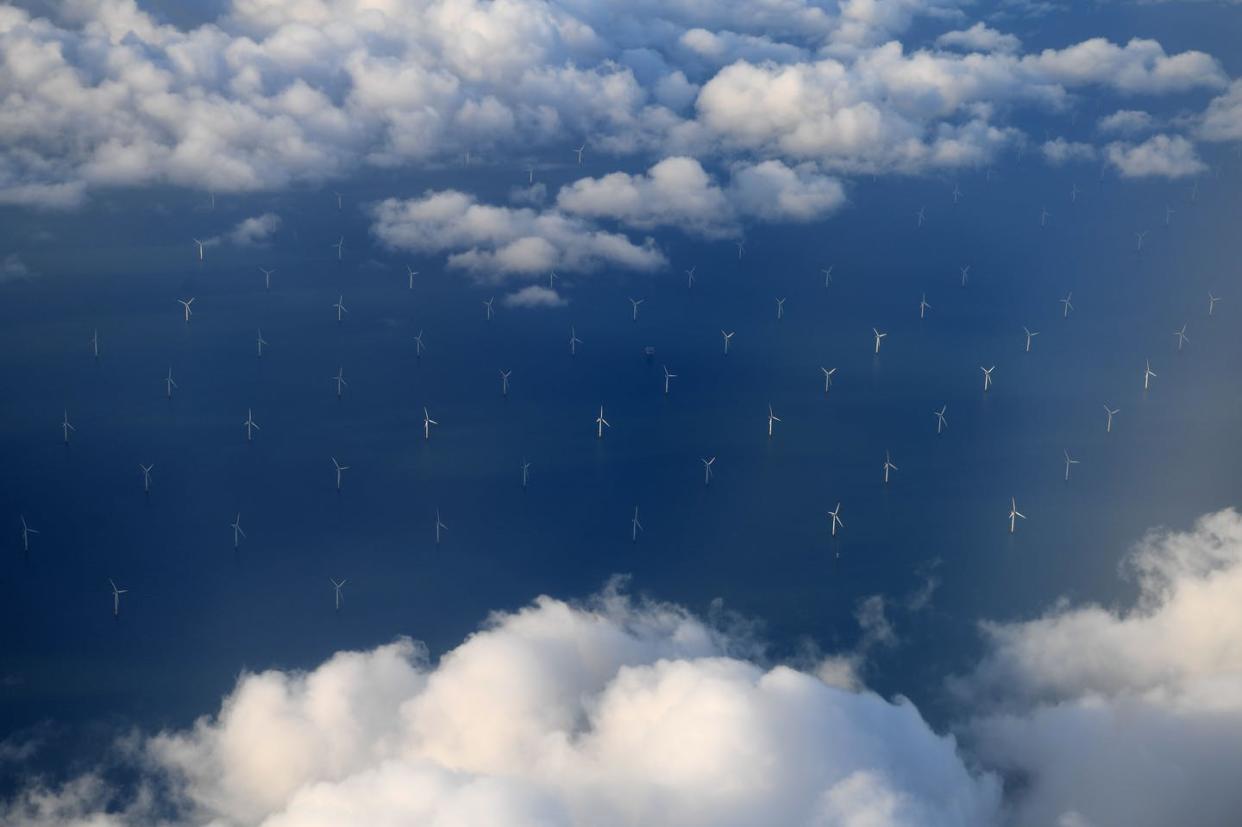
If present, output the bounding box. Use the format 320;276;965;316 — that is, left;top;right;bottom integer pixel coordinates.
1;1;1242;826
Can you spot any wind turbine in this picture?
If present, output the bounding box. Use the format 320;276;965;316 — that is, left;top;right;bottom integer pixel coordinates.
414;330;426;358
702;456;715;485
330;578;346;610
882;451;898;484
574;144;585;164
62;410;75;444
934;405;947;434
1071;182;1081;202
827;503;843;537
257;329;268;358
139;464;153;493
960;265;970;287
872;328;887;354
333;295;348;323
548;271;558;289
499;369;511;397
109;579;127;617
685;266;696;287
193;238;206;261
981;365;995;391
178;297;195;323
1040;207;1051;227
1173;324;1189;351
629;297;644;322
525;164;535;184
334;191;343;210
1164;205;1174;226
230;513;245;549
595;405;610;439
662;365;677;395
165;367;178;399
244;408;260;441
435;509;447;544
1208;294;1220;316
952;184;962;203
767;404;781;438
423;407;438;440
1064;450;1079;482
91;329;100;359
1023;326;1040;352
776;297;786;320
631;506;643;542
1008;497;1026;534
20;516;38;552
406;266;418;289
1135;230;1149;252
521;459;531;489
736;241;745;259
821;266;834;287
916;206;926;227
919;294;931;319
332;236;344;260
332;457;349;490
821;367;836;393
1060;292;1074;318
721;330;735;355
1103;404;1119;433
333;367;347;398
260;267;275;290
483;297;495;321
569;326;582;356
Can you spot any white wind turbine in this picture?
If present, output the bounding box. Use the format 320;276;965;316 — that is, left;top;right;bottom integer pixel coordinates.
332;457;349;490
406;266;418;289
333;295;348;323
569;326;582;356
685;266;696;288
980;365;994;391
165;367;178;399
595;405;610;439
414;330;426;358
821;265;834;287
821;367;836;393
1008;497;1026;534
193;238;206;261
1060;292;1074;318
1143;360;1157;391
662;365;677;395
244;408;260;441
140;463;153;493
882;451;898;484
330;578;346;610
702;456;715;486
767;404;781;438
109;579;128;617
827;503;843;537
629;297;644;322
260;267;275;290
483;297;495;321
934;405;947;434
20;516;38;552
521;459;531;489
1208;294;1221;316
257;329;268;358
960;265;970;287
722;330;735;355
1063;450;1079;482
423;407;438;440
435;509;448;545
91;328;100;359
872;328;887;355
776;297;786;320
919;294;931;319
631;506;643;542
230;513;246;549
499;369;511;397
1023;326;1040;352
333;367;348;398
178;297;195;323
1103;404;1119;433
62;409;75;444
1173;324;1189;351
332;236;344;260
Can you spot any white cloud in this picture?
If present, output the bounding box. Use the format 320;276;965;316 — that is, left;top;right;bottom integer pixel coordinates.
504;284;568;308
1041;138;1098;165
935;23;1021;54
4;586;1003;827
1199;80;1242;142
958;509;1242;827
227;212;282;245
370;191;666;279
726;160;846;222
1105;134;1206;178
1096;109;1155;136
0;253;34;282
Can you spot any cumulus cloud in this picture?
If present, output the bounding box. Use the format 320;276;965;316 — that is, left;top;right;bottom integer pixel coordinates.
1096;109;1155;136
1105;134;1206;178
957;508;1242;827
935;23;1021;54
1199;80;1242;142
2;586;1003;827
0;253;35;282
370;191;666;279
226;212;282;245
1041;138;1098;165
504;284;568;308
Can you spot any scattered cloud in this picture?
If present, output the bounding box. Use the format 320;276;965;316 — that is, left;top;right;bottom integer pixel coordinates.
503;284;568;308
1105;134;1206;178
1097;109;1156;136
1041;138;1098;165
1199;80;1242;142
957;509;1242;827
226;212;282;245
0;253;35;282
936;23;1021;54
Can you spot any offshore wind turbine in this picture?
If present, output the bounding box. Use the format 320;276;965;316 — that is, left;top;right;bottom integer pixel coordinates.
821;366;836;393
1060;292;1074;318
333;367;347;398
821;266;834;286
827;503;843;537
595;405;609;438
629;297;644;321
499;369;511;396
1208;294;1220;316
662;365;677;395
1173;324;1189;351
230;513;245;549
767;404;781;438
244;408;260;441
574;144;585;164
702;456;715;485
139;464;153;493
1103;404;1119;433
1071;182;1081;202
721;330;735;355
525;163;535;184
631;506;643;542
406;266;418;289
872;328;887;354
423;406;438;440
934;405;947;434
736;241;745;259
414;330;426;357
776;297;786;319
1144;360;1157;390
569;326;582;356
20;516;38;552
1023;326;1040;352
435;509;447;544
960;265;970;287
685;266;696;287
1040;207;1051;227
521;459;531;489
334;191;343;210
62;410;75;444
332;236;344;260
981;365;995;391
1135;230;1149;252
1008;497;1026;534
916;206;926;227
332;457;349;490
882;451;898;484
193;238;206;261
256;329;268;357
333;295;348;323
548;271;559;289
91;328;100;359
1064;450;1079;481
919;294;931;319
178;297;194;323
484;297;495;320
330;578;346;610
952;183;962;203
1165;205;1175;226
260;267;275;290
165;367;178;399
109;579;127;617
